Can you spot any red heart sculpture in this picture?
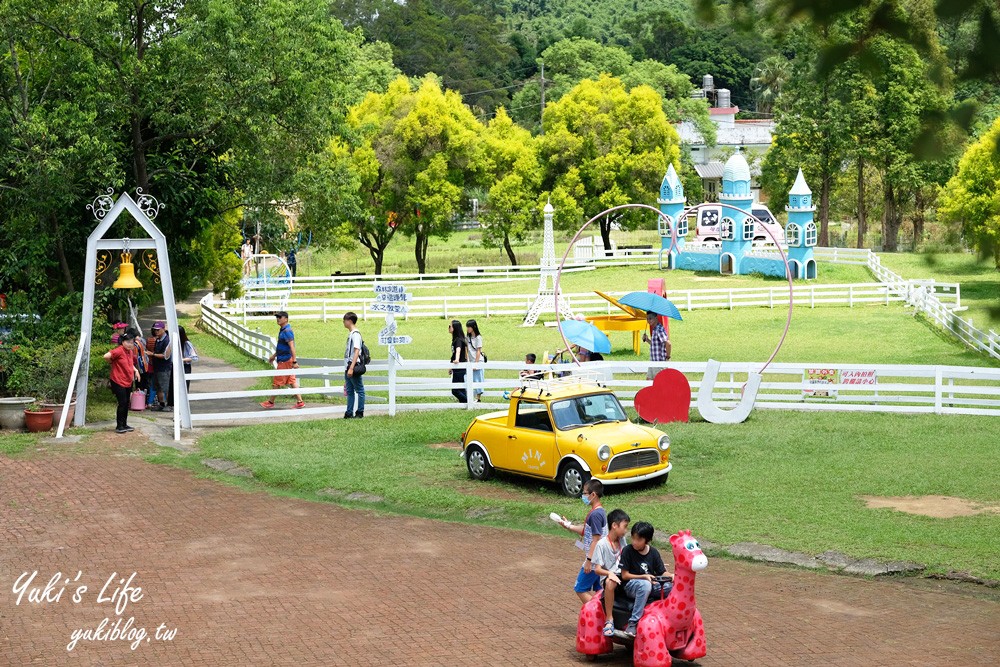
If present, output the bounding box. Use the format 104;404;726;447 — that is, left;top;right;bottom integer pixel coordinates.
635;369;691;424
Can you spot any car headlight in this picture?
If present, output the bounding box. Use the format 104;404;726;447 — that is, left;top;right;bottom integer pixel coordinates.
597;444;612;461
657;434;671;451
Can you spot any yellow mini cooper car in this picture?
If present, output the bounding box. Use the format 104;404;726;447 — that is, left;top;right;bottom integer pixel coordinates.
460;376;671;496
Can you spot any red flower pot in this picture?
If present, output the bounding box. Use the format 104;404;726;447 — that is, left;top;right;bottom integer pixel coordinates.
23;409;54;433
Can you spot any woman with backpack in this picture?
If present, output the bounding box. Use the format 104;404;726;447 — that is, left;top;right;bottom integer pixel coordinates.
448;319;469;404
343;311;366;418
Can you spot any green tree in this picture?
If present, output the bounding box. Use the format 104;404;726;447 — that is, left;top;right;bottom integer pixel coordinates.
364;0;519;111
760;26;857;247
479;109;543;265
540;75;681;251
865;24;951;251
939;117;1000;268
297;138;399;275
750;55;791;114
1;0;377;312
350;76;488;273
511;38;714;145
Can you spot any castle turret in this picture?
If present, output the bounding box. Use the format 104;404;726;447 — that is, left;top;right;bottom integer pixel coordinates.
658;164;687;268
719;153;754;274
785;168;817;279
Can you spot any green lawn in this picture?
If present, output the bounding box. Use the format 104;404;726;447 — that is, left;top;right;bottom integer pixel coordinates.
172;408;1000;580
278;306;998;369
0;432;40;456
878;251;1000;328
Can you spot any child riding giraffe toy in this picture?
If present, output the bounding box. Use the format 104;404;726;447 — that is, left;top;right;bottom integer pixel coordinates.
576;530;708;666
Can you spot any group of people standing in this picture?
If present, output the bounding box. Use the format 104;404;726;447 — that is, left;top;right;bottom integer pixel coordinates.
447;319;486;404
103;320;198;433
260;310;367;418
255;308;669;415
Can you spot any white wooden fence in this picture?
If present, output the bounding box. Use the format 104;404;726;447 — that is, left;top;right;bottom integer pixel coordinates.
864;251;999;361
215;280;962;323
183;358;1000;424
201;296;274;361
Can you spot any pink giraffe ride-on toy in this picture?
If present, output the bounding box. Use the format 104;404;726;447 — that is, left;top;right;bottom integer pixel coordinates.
576;530;708;666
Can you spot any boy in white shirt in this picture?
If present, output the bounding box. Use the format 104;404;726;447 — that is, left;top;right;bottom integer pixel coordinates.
589;508;630;637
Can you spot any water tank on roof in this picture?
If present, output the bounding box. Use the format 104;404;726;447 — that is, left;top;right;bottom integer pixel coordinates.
702;75;714;91
717;89;731;108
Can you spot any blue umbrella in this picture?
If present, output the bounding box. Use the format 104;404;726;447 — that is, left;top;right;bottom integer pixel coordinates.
618;292;683;321
559;319;612;354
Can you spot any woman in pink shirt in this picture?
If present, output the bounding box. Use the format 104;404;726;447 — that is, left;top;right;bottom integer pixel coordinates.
103;332;141;434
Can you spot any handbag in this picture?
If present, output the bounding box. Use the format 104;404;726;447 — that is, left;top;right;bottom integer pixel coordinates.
129;383;147;411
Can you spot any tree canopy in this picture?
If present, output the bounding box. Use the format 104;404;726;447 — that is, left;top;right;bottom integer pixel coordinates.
1;0;385;324
540;75;682;250
939;117;1000;268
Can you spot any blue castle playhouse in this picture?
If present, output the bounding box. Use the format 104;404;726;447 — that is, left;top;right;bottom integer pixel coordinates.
657;154;817;279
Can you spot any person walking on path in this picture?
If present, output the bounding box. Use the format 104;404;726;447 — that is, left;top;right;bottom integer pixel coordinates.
241;239;253;275
149;321;172;411
343;312;365;419
286;249;297;277
642;311;671;380
103;332;141;434
466;319;485;402
260;311;305;409
448;319;469;404
174;326;199;390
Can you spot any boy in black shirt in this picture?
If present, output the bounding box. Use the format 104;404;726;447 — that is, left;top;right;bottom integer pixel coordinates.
619;521;673;637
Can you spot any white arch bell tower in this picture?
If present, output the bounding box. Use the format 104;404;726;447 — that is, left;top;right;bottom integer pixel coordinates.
57;190;190;441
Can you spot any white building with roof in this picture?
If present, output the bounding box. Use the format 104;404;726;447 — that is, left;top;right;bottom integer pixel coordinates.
678;75;774;202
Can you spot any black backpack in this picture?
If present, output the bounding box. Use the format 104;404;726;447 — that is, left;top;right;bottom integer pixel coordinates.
360;340;371;365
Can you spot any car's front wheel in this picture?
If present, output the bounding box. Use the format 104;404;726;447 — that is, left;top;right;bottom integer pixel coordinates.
560;460;591;497
465;445;493;481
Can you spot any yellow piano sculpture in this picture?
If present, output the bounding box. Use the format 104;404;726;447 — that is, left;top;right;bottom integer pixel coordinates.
587;291;649;355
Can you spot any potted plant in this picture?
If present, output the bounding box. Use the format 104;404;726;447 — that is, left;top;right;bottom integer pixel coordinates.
0;342;34;430
0;396;35;430
23;402;54;432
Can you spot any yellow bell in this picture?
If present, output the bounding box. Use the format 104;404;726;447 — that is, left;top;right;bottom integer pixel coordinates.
113;252;143;289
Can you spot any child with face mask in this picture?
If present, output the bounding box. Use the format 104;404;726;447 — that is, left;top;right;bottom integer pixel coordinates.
559;479;607;604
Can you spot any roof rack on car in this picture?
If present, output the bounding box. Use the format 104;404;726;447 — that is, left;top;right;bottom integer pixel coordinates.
517;371;606;397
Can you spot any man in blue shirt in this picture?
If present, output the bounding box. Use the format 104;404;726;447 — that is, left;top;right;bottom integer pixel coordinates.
260;311;305;409
149;321;172;411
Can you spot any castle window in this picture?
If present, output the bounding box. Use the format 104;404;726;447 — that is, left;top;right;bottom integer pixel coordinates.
786;223;801;247
804;222;818;247
742;219;755;241
658;214;674;237
676;214;689;237
720;217;735;241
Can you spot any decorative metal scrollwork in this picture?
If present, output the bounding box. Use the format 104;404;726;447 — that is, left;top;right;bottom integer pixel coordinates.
142;250;161;284
135;188;163;219
95;250;112;285
88;188;116;221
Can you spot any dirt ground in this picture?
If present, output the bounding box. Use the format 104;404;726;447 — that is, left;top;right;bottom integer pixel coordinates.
1;433;998;666
861;494;1000;518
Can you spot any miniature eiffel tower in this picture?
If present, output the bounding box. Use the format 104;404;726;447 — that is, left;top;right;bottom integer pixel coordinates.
523;201;574;326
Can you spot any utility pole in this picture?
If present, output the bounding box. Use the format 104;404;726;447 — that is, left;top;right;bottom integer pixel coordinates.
539;60;545;135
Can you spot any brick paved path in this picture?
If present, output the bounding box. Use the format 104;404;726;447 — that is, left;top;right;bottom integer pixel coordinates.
1;437;998;667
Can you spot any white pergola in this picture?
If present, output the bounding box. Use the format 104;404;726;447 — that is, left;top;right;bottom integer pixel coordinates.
56;190;190;441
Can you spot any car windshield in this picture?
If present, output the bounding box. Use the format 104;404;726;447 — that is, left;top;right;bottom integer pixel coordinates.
551;394;627;430
753;209;775;224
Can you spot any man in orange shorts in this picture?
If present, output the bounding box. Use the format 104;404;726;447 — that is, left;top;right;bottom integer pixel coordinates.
260;311;305;409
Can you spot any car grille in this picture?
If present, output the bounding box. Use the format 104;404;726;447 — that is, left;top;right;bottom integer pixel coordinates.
606;449;660;473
